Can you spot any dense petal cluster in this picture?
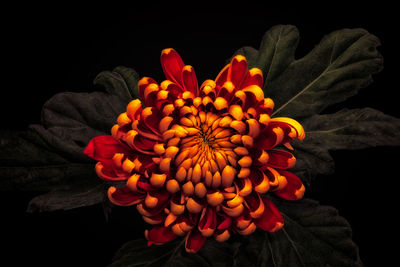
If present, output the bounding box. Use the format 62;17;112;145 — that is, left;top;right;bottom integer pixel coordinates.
84;49;305;252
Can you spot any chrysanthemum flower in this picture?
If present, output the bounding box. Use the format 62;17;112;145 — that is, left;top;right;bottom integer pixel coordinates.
84;49;305;253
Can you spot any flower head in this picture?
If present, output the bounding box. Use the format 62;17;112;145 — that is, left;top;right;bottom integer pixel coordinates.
84;49;305;252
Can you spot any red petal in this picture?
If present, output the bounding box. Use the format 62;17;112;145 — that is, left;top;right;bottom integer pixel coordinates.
140;190;171;216
274;170;305;200
256;126;284;150
161;48;185;87
216;213;232;230
267;149;296;169
244;191;265;219
215;64;229;88
146;225;177;246
107;186;145;206
141;107;162;136
185;228;207;253
228;55;248;89
182;65;199;96
198;206;217;236
84;135;129;161
138;77;158;103
95;161;129;181
241;68;263;89
254;197;284;232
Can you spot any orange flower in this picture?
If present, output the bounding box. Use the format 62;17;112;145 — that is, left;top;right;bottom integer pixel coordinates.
84;49;305;253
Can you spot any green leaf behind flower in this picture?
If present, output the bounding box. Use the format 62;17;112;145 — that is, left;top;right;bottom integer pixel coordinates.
233;25;383;119
1;67;140;211
110;238;236;267
234;198;362;267
94;66;140;102
292;108;400;183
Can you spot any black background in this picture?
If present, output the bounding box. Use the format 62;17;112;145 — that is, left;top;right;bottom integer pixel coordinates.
1;3;398;266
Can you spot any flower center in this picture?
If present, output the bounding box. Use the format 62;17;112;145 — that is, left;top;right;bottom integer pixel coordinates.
162;110;253;192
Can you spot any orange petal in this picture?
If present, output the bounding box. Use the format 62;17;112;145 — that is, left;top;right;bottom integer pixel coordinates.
207;191;224;206
241;67;263;88
270;117;305;140
149;173;167;188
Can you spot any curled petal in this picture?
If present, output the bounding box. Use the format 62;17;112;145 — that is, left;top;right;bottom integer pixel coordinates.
126;99;143;120
185;228;207;253
146;225;177;246
200;80;217;98
236;178;253;197
254;197;284;232
237;222;256;235
214;229;230;242
108;186;144;206
84;135;130;161
143;214;164;225
161;80;184;98
249;168;270;194
242;85;264;103
256;126;284;150
95;161;129;181
222;203;244;217
241;68;263;89
244;191;265;219
274;170;305;200
267;149;296;169
270;117;305;141
138;77;158;102
198;206;217;237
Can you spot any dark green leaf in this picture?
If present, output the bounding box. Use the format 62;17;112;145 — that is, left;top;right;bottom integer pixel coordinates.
94;66;140;102
30;91;126;161
27;181;104;212
233;25;299;86
302;108;400;149
233;25;383;119
291;142;335;186
292;108;400;183
111;238;236;267
234;198;362;267
0;130;97;191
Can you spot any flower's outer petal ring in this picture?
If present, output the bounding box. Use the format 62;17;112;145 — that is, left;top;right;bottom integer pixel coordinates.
108;186;145;206
182;65;199;96
161;48;185;87
228;55;248;89
84;135;130;161
254;197;284;232
185;228;207;253
267;149;296;169
145;225;177;246
274;170;305;200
